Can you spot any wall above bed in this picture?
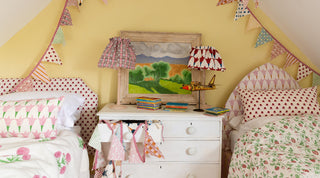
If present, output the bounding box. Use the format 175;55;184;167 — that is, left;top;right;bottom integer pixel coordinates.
0;0;317;108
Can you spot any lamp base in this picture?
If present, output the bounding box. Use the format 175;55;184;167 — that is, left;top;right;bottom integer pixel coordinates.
193;108;204;112
108;103;127;110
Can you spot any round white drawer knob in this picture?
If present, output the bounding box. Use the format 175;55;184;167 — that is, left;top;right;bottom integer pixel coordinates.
187;174;196;178
126;175;133;178
124;132;132;140
186;127;196;135
186;147;197;156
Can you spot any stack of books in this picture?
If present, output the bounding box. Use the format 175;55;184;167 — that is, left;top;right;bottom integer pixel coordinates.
204;107;230;116
164;102;188;112
136;97;161;110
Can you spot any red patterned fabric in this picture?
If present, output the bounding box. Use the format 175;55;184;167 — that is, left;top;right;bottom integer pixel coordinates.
297;63;313;81
0;78;98;155
60;8;72;26
188;46;225;71
284;53;298;68
42;45;62;65
271;41;286;60
237;87;320;123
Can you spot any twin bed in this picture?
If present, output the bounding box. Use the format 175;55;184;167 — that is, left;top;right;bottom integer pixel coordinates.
0;78;98;177
225;63;320;177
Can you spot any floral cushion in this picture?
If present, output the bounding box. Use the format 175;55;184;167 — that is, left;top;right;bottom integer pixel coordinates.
237;87;320;123
0;96;64;138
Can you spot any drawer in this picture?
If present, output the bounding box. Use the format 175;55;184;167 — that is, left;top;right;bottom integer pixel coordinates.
147;140;220;163
122;163;220;178
163;120;220;139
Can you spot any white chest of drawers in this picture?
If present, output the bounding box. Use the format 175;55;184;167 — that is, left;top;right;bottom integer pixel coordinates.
97;104;223;178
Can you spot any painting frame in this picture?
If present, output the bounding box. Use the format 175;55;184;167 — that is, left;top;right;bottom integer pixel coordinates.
119;31;204;105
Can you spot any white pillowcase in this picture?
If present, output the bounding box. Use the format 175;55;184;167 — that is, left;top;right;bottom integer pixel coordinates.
0;91;85;128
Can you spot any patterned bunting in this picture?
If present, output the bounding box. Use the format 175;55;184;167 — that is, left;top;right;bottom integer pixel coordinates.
246;15;261;31
283;53;298;68
242;0;249;8
297;63;312;81
270;41;286;60
31;63;50;83
217;0;237;6
42;45;62;65
60;8;72;26
234;1;250;21
312;73;320;86
255;28;273;47
52;27;65;45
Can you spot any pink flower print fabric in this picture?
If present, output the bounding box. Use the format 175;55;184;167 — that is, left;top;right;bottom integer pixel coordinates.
54;151;71;175
128;123;144;163
107;132;125;161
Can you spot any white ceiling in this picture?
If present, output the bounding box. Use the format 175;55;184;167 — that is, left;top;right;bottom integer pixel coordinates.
259;0;320;69
0;0;51;47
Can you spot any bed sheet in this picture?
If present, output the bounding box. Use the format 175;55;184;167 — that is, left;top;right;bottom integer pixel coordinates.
228;115;320;177
0;129;89;178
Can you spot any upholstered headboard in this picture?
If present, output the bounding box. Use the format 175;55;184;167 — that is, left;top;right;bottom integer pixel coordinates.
0;78;98;155
223;63;300;149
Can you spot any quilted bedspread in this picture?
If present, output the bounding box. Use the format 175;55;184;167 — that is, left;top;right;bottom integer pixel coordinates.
229;115;320;177
0;130;89;178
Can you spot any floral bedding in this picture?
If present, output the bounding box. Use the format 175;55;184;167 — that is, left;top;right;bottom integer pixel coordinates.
0;129;89;178
229;115;320;177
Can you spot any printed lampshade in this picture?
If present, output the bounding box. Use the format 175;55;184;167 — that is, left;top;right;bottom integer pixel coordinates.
98;37;136;69
187;46;225;71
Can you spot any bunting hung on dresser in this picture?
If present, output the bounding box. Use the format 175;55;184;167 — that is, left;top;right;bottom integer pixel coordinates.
217;0;320;86
12;0;82;92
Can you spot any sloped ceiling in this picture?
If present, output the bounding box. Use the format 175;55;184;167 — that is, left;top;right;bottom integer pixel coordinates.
260;0;320;69
0;0;51;47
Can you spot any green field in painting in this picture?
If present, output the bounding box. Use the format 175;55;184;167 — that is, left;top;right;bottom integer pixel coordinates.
129;79;191;94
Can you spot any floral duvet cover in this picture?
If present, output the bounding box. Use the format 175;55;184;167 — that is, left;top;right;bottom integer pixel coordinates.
0;130;89;178
229;115;320;178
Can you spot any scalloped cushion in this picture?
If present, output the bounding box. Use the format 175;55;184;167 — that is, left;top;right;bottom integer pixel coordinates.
237;87;320;123
0;96;64;138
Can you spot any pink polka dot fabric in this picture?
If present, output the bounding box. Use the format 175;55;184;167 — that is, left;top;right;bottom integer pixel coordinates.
0;78;98;155
237;87;320;123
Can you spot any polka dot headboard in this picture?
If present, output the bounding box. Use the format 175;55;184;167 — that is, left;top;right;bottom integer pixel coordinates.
0;78;98;155
223;63;300;150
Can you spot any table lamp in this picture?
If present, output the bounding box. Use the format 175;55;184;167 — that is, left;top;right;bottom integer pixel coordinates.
98;37;136;109
182;46;225;112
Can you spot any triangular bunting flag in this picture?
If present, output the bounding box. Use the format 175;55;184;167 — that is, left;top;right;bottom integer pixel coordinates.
52;27;65;45
242;0;249;8
42;45;62;65
60;8;72;26
297;63;312;81
67;0;79;8
246;15;261;31
234;1;250;21
270;41;286;60
283;53;298;68
312;73;320;86
144;132;164;159
255;28;273;47
217;0;236;6
31;63;50;83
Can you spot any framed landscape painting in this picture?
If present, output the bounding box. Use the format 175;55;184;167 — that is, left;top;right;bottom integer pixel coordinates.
119;31;204;104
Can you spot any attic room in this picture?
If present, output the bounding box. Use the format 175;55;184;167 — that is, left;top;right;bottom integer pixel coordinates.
0;0;319;177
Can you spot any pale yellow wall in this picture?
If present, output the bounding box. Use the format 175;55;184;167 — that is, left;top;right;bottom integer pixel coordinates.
0;0;318;108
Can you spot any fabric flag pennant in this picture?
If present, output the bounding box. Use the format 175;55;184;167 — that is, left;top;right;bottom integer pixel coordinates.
242;0;249;8
246;15;261;31
297;63;312;81
42;45;62;65
60;8;72;26
255;0;260;7
234;1;250;21
217;0;236;6
67;0;79;8
283;53;298;68
31;63;50;83
52;27;65;45
255;28;273;48
270;41;286;60
312;73;320;86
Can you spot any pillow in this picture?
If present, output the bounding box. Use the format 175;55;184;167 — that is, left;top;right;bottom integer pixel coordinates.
228;115;243;129
0;97;64;138
0;91;85;128
237;86;320;123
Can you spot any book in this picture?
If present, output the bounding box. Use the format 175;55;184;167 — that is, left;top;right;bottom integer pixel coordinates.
204;107;230;115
